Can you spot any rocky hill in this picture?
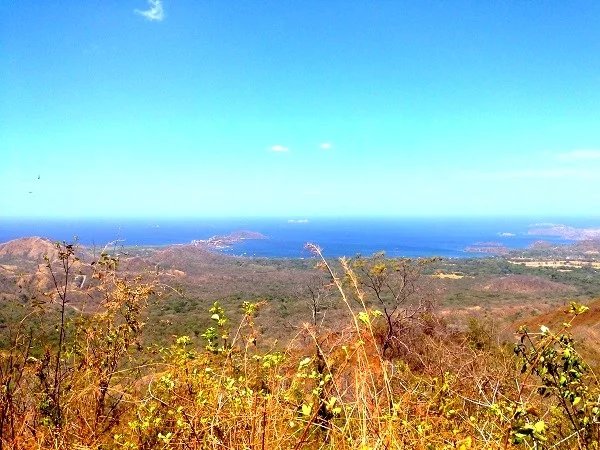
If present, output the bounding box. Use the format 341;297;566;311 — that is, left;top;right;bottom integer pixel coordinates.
0;237;58;262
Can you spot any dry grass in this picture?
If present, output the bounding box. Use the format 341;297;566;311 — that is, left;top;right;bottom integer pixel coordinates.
432;272;465;279
1;243;599;449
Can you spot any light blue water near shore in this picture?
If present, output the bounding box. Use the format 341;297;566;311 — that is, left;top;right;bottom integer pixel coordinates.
1;217;598;258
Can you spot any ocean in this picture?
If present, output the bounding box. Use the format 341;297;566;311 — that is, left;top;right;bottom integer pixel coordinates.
0;217;597;259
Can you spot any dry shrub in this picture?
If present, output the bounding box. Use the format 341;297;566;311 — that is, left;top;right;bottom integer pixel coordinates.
1;243;598;449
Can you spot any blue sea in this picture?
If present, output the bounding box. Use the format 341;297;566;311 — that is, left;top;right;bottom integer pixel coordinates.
1;217;598;259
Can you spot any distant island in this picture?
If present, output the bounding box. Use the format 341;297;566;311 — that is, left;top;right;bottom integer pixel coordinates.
191;230;267;250
528;224;600;240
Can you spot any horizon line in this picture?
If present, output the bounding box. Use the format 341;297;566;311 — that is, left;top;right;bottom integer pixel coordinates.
2;214;600;221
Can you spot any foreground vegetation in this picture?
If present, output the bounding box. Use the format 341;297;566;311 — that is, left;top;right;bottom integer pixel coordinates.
1;243;599;449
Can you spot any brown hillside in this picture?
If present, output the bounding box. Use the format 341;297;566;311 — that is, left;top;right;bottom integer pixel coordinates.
515;298;600;367
516;298;600;330
152;244;226;267
0;237;58;261
475;274;576;295
0;238;98;306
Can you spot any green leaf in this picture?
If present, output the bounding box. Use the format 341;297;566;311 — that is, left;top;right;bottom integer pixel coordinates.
301;403;312;417
358;311;370;325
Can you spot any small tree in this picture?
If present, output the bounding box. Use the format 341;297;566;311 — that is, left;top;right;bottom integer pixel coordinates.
304;273;334;329
350;252;437;357
32;242;156;447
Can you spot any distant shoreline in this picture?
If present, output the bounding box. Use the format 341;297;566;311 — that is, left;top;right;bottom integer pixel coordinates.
1;218;599;259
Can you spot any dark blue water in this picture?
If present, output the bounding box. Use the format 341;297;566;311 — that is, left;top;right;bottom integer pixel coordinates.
0;217;597;258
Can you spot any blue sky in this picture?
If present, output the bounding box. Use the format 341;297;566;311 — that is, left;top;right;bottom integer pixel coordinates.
1;0;599;218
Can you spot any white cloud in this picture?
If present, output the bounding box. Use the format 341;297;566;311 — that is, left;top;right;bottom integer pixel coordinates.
270;144;289;152
556;149;600;161
135;0;164;21
320;142;332;150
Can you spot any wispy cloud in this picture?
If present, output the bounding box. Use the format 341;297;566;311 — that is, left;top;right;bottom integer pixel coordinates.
556;149;600;161
478;168;597;180
270;144;289;152
320;142;332;150
135;0;164;21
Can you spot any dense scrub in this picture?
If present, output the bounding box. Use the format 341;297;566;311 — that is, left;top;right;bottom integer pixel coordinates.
1;243;599;449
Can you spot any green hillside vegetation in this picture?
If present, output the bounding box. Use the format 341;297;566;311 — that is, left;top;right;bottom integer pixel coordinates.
1;242;600;449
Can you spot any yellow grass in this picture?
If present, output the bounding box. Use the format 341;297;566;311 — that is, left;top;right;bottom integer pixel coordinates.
432;272;464;279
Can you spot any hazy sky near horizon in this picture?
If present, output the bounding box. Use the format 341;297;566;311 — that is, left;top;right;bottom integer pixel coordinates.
1;1;599;218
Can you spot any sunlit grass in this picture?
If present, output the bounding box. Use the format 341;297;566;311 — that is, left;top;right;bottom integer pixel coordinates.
1;242;598;449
